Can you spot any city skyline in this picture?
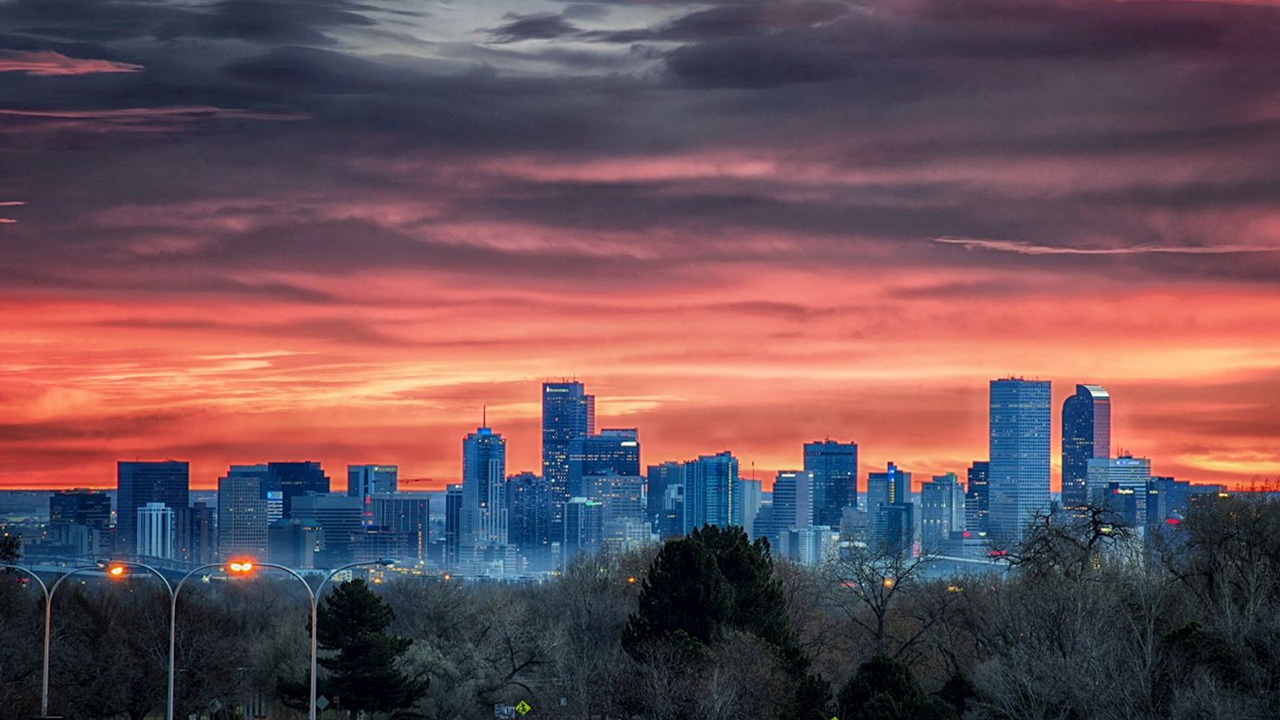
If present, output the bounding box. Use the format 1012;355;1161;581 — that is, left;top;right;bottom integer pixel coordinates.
2;0;1279;491
0;374;1254;494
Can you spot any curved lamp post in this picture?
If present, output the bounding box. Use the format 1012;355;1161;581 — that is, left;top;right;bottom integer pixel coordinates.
308;560;395;720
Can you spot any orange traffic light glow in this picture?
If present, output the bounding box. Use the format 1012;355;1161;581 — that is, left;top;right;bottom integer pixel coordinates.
228;560;256;573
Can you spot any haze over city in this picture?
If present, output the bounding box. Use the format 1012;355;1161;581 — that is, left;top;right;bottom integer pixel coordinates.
2;0;1279;490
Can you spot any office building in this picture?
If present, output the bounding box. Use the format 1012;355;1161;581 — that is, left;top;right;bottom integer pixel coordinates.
506;472;554;570
866;462;911;521
268;518;319;569
1062;385;1111;510
735;478;763;538
659;483;684;539
136;502;175;560
370;493;429;563
1086;455;1152;528
1146;476;1189;529
184;502;216;565
542;381;595;523
647;461;683;536
49;489;112;531
587;474;646;522
920;473;965;550
965;461;990;536
755;471;812;554
988;378;1051;542
462;425;507;548
877;503;914;554
347;465;398;500
116;460;189;557
444;484;462;568
290;494;364;567
805;439;859;525
568;429;640;498
352;527;413;563
218;466;270;560
563;497;604;560
267;461;330;518
681;451;739;534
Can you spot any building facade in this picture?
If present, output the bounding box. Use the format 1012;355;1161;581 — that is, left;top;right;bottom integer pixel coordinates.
988;378;1052;543
1062;384;1111;510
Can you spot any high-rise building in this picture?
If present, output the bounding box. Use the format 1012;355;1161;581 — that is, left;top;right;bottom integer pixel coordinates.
116;460;189;557
184;502;216;565
369;493;429;563
462;425;507;549
290;494;363;567
542;381;595;524
804;440;859;525
877;503;914;554
506;472;554;571
646;461;682;536
136;502;175;560
1146;476;1189;529
680;451;739;534
563;497;604;560
920;473;965;550
1062;385;1111;510
1086;455;1152;528
866;462;911;521
352;527;413;563
988;378;1051;542
218;466;270;560
965;461;990;536
660;484;684;539
757;471;813;553
50;489;112;531
587;474;646;522
568;429;640;498
348;465;398;501
268;518;319;569
444;484;463;569
735;478;763;539
267;462;330;518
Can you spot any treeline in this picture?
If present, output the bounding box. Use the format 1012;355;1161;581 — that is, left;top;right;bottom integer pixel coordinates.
2;493;1279;719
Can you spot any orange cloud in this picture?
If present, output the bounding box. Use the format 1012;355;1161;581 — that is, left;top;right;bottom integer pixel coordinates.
0;50;143;76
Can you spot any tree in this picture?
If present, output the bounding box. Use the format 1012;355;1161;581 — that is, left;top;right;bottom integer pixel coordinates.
837;655;955;720
623;525;829;720
316;579;427;717
0;533;20;564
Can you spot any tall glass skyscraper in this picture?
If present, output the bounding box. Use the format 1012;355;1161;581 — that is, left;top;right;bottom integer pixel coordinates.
1061;384;1111;510
462;425;507;548
804;439;859;526
506;472;554;570
988;378;1052;542
116;460;189;557
680;451;739;534
542;381;595;523
347;464;398;499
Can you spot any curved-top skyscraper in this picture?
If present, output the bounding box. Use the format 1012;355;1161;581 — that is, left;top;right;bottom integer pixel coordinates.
1061;384;1111;510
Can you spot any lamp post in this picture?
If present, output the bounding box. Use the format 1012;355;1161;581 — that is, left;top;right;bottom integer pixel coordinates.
166;561;225;720
2;563;59;719
308;560;395;720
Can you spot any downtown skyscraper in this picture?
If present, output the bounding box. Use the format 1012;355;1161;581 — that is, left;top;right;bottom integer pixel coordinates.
988;378;1052;542
804;439;858;526
462;424;507;548
1062;384;1111;509
542;381;595;524
116;460;189;557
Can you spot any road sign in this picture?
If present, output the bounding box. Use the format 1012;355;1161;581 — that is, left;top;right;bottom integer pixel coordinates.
515;700;533;716
317;696;330;711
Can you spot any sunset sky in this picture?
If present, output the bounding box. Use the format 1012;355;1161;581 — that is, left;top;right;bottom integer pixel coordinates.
2;0;1278;491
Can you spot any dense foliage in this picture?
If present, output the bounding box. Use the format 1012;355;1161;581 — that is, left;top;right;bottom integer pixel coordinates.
1;494;1279;719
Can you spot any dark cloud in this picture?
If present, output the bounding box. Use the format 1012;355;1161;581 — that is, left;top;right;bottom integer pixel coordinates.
487;12;583;43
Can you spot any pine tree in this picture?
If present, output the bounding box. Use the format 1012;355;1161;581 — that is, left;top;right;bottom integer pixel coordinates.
316;579;427;717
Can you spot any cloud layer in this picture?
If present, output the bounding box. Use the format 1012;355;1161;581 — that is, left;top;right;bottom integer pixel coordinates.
1;0;1278;489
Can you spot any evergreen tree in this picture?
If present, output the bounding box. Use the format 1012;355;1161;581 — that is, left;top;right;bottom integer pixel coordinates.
837;655;955;720
624;525;830;720
316;579;427;717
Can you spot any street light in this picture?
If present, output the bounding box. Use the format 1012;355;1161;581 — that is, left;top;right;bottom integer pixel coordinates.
97;561;176;720
308;560;396;720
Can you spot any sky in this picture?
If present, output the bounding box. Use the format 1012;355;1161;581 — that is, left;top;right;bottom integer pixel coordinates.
1;0;1278;491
